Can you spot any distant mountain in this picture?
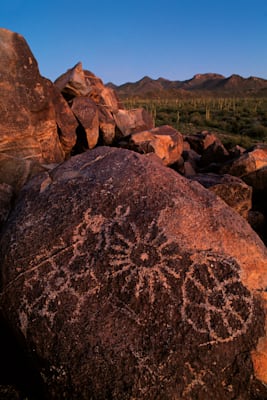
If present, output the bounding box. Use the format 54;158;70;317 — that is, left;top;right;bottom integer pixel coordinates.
106;73;267;98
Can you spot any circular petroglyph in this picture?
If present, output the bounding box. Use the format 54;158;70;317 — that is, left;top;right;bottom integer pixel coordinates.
97;206;182;303
181;252;254;345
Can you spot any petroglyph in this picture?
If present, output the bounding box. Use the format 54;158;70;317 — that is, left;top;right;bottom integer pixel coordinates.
181;251;254;345
18;208;105;330
16;205;254;349
97;205;182;303
182;362;212;397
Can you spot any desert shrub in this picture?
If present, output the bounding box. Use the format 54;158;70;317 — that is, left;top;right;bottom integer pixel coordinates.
222;135;256;149
124;96;267;145
189;112;203;125
245;124;267;140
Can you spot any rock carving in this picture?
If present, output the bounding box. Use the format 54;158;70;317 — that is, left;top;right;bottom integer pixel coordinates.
181;251;254;346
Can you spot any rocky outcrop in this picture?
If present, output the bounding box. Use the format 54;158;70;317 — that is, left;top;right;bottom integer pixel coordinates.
49;85;78;155
54;63;157;147
0;29;76;163
98;106;116;145
180;134;267;240
0;28;77;198
184;131;219;154
71;97;99;149
0;30;155;228
190;173;252;219
1;147;267;399
129;125;183;166
199;139;229;168
54;62;91;98
113;108;154;137
1;27;267;400
221;144;267;177
185;132;229;170
54;63;121;112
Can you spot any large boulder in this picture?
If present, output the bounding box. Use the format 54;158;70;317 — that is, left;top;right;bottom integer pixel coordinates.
54;62;121;146
0;28;74;164
0;153;44;193
53;62;91;99
221;144;267;177
189;173;252;219
0;28;77;201
184;131;219;154
129;125;184;166
113;108;154;137
49;86;78;156
71;97;99;149
54;62;121;112
242;165;267;192
84;69;121;112
199;140;229;168
243;166;267;243
98;106;116;145
1;147;267;399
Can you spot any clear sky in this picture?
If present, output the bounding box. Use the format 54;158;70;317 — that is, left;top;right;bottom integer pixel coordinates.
1;0;267;84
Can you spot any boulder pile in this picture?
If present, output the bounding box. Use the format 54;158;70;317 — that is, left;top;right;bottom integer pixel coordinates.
1;28;267;399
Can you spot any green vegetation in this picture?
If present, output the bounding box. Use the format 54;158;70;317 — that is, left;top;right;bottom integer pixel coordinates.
124;97;267;149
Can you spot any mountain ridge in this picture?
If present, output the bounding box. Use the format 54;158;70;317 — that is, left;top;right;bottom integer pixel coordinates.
106;73;267;98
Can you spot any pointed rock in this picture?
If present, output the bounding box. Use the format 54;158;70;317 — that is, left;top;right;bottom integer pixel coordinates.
54;62;90;99
71;97;99;149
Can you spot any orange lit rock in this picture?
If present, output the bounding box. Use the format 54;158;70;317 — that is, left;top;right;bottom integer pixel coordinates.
113;108;154;137
1;147;266;399
130;125;183;165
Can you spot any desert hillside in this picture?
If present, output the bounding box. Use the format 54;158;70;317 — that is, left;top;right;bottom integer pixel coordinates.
107;73;267;98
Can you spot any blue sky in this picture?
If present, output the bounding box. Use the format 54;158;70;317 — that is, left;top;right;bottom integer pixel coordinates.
1;0;267;84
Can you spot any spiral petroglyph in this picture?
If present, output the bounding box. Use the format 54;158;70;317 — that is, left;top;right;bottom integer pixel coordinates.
181;252;254;345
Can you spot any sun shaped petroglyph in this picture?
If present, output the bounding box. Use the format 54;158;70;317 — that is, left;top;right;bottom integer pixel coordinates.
97;205;182;303
181;252;254;346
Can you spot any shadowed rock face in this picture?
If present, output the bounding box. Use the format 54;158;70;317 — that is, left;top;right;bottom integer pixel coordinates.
190;173;252;219
1;147;267;399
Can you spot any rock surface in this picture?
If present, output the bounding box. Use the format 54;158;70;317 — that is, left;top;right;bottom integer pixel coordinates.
0;183;14;228
54;62;121;112
54;62;91;99
184;131;219;154
113;108;154;137
221;144;267;177
0;28;67;164
71;97;99;149
199;139;229;168
190;173;252;219
98;106;116;145
130;125;184;166
1;147;267;399
0;28;77;204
